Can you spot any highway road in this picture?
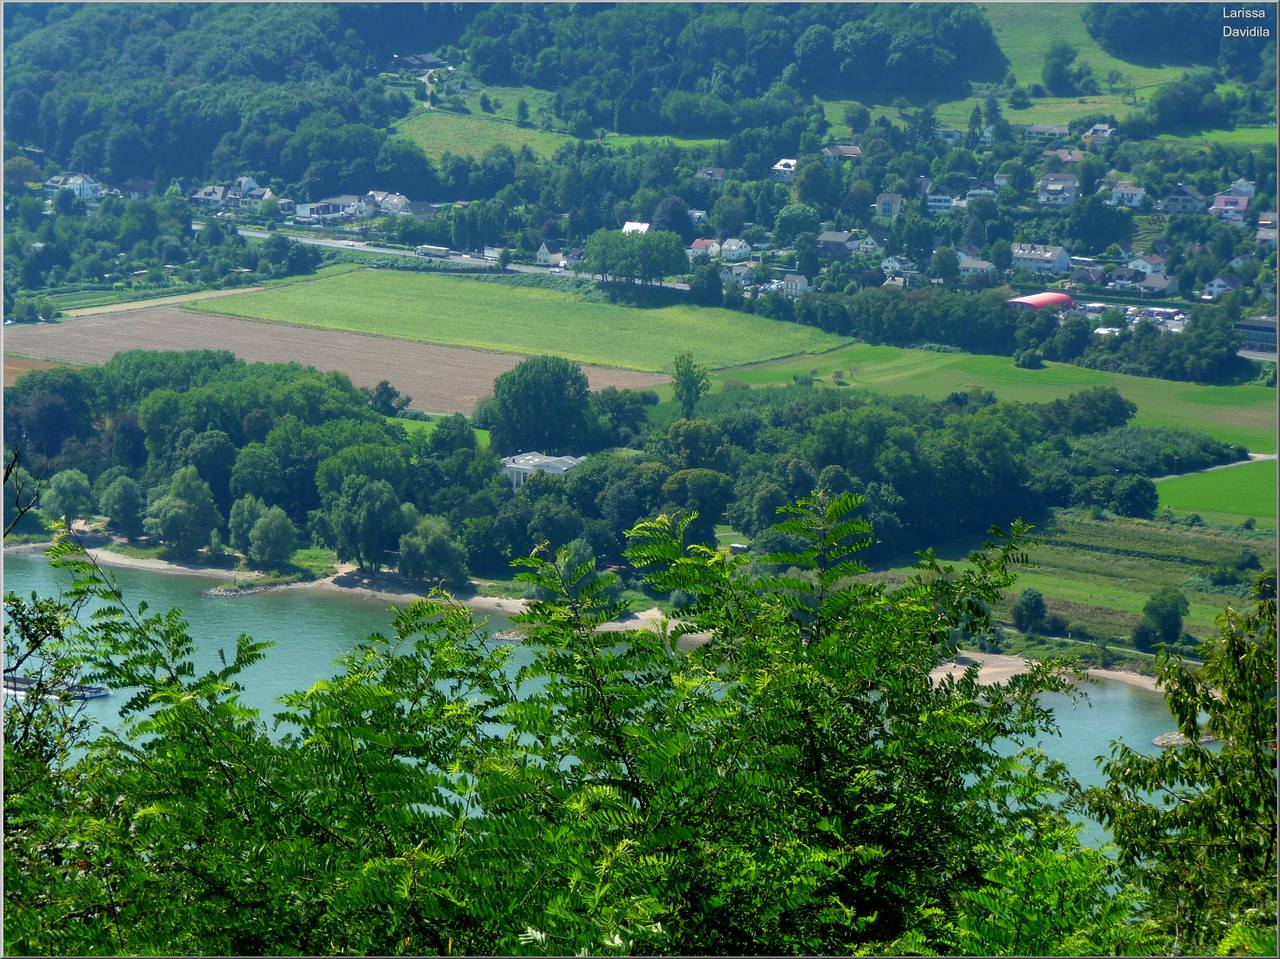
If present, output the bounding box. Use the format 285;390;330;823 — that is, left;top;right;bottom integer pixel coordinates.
193;221;691;289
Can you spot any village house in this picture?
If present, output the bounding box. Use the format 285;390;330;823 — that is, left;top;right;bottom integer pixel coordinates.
769;158;797;184
536;241;565;266
936;127;963;147
1256;211;1276;229
958;256;995;279
1140;273;1178;296
189;184;228;210
694;167;727;185
926;190;957;215
880;255;919;277
816;230;855;259
1024;123;1070;145
44;173;105;201
993;172;1013;188
1071;266;1107;286
1156;183;1207;214
1210;193;1250;224
1037;173;1079;207
1111;183;1147;208
118;176;154;199
1108;266;1144;290
874;192;905;220
1202;275;1243;300
1082;123;1116;149
719;261;754;289
1225;178;1257;197
1041;148;1086;168
294;195;368;221
1255;226;1278;251
621;221;650;235
965;185;997;203
820;144;861;164
687;238;721;260
1234;315;1277;354
782;274;811;298
855;233;884;256
720;237;751;262
501;453;583;489
366;191;411;215
1011;243;1070;275
1128;253;1166;276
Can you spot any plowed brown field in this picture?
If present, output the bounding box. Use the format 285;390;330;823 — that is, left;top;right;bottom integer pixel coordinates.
4;308;668;414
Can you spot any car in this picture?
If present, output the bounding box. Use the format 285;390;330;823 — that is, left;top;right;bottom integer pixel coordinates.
550;267;562;274
344;240;356;247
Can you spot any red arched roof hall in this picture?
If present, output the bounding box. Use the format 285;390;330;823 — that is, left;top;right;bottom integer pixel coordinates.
1007;292;1074;310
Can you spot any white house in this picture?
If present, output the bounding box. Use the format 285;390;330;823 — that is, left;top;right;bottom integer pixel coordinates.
687;238;721;260
622;221;650;235
1037;173;1079;207
966;186;997;203
366;190;411;215
1202;275;1243;300
44;173;104;201
1210;193;1249;223
720;262;754;288
536;241;565;266
1156;183;1206;214
1111;183;1146;208
874;192;905;219
936;127;963;147
720;237;751;262
769;158;797;184
820;144;861;164
958;256;995;278
782;274;811;298
1024;123;1070;144
1082;123;1115;149
880;255;918;276
1128;253;1166;276
926;191;957;215
1226;178;1257;197
1012;243;1071;275
501;452;583;489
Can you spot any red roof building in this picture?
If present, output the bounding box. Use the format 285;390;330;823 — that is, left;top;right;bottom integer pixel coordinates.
1007;292;1074;310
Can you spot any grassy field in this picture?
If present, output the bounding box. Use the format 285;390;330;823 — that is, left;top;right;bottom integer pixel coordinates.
877;508;1276;642
196;269;845;373
1155;127;1279;148
394;104;722;159
717;344;1278;452
390;414;492;449
1157;459;1278;527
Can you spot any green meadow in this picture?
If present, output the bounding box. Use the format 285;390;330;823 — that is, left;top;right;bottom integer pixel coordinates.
196;269;844;372
718;344;1277;453
390;414;492;450
1157;459;1278;527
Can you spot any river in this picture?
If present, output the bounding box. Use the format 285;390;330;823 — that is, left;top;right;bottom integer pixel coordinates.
4;551;1175;840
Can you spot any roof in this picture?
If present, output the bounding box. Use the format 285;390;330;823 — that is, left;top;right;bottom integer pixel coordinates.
1007;292;1074;309
540;240;562;252
622;221;650;234
817;230;854;243
821;144;861;159
958;257;994;269
690;238;719;250
1012;243;1067;258
502;452;583;473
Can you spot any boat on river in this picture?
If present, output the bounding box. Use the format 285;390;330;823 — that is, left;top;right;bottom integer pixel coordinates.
3;674;110;701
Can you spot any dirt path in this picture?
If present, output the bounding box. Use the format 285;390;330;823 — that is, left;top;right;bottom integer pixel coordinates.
4;306;667;415
1153;452;1277;483
63;287;268;317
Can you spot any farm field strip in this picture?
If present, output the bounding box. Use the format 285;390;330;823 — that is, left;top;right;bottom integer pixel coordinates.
3;307;667;416
720;343;1277;452
193;269;844;372
4;355;67;387
1157;458;1278;527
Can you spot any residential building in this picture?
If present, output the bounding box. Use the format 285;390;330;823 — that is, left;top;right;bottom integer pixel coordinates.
1256;227;1278;251
1082;123;1116;149
1156;183;1206;214
874;192;905;219
1210;193;1250;223
817;230;855;258
687;238;721;260
1024;123;1070;144
688;208;707;224
501;453;583;489
694;167;726;185
958;256;995;278
926;190;956;215
1128;253;1166;276
119;176;154;199
1011;243;1070;275
1037;173;1079;207
1111;183;1147;208
965;186;997;203
1225;178;1257;197
1140;273;1178;296
993;172;1013;188
720;237;751;262
536;241;565;266
366;190;411;215
44;173;104;201
855;234;884;256
1070;266;1107;286
1041;148;1086;168
1109;266;1144;290
770;158;797;184
782;274;811;298
1202;275;1243;300
720;262;753;288
189;184;228;210
1234;315;1277;353
622;221;650;235
936;127;963;147
820;144;861;164
1257;211;1277;229
880;255;918;276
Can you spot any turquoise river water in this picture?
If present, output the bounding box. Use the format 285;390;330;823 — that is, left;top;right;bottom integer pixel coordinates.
4;551;1177;843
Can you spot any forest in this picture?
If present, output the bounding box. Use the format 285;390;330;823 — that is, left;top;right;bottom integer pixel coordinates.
4;350;1246;611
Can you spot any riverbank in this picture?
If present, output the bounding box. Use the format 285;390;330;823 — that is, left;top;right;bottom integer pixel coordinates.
6;543;1162;687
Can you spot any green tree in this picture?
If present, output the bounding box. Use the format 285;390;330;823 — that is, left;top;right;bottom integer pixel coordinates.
43;470;93;528
98;475;143;539
488;355;594;456
230;444;284;504
1012;588;1047;633
398;515;469;586
1083;573;1277;956
773;202;820;244
671;352;710;419
330;476;402;570
426;413;477;457
248;507;297;568
515;98;530;127
143;466;222;558
1143;586;1190;644
228;495;266;555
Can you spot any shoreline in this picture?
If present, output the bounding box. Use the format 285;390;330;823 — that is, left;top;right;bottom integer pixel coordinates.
7;544;1160;689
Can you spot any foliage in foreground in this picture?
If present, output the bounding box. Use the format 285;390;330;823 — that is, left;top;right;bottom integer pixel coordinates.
4;495;1275;956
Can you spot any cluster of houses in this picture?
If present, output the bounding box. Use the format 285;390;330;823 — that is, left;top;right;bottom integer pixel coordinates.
43;172;154;203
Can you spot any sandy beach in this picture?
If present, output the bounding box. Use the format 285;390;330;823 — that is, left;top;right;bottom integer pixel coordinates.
8;543;1161;688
